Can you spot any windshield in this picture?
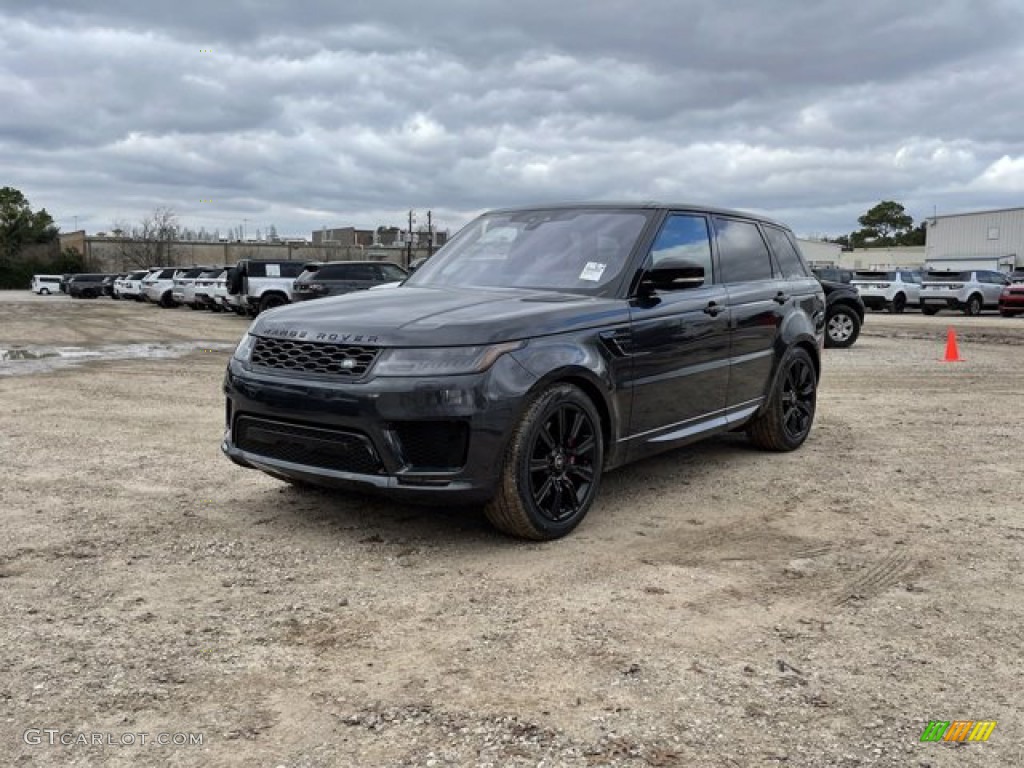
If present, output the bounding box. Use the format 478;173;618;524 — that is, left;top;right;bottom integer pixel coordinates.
404;208;652;295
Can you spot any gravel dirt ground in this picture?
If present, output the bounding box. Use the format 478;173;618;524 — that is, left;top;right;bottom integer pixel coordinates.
1;292;1022;767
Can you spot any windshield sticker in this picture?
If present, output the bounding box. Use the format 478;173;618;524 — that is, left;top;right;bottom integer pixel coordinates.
266;264;281;277
579;262;606;281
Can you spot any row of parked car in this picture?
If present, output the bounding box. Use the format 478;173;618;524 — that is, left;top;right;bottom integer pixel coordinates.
31;259;414;316
812;266;1024;317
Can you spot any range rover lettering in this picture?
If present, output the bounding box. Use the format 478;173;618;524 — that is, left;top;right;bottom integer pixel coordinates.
223;203;825;540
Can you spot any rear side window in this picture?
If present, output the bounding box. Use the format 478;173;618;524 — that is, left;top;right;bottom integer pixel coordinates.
250;261;306;278
377;263;407;281
714;217;773;283
648;214;713;283
762;226;810;279
315;264;362;280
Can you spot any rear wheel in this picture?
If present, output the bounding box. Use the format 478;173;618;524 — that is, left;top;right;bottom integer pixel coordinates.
824;305;860;348
889;294;906;314
964;294;982;316
747;347;817;451
39;287;50;295
259;293;287;313
485;383;603;540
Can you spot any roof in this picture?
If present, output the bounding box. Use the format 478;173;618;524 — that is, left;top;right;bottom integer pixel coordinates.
484;201;789;229
930;205;1024;220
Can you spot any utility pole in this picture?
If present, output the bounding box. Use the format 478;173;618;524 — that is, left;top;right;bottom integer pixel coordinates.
427;210;433;257
406;209;415;268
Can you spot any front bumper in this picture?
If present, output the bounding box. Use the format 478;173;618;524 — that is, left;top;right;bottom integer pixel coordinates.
221;354;538;503
999;295;1024;313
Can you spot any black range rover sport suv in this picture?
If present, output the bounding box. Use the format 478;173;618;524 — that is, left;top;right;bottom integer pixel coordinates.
223;203;825;540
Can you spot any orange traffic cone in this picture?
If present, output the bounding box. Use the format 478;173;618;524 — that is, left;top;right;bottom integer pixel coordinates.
943;327;962;362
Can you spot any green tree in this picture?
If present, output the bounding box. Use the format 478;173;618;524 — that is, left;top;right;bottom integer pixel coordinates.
0;186;59;264
853;200;914;246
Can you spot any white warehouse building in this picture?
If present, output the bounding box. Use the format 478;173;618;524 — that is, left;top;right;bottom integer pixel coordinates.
924;206;1024;272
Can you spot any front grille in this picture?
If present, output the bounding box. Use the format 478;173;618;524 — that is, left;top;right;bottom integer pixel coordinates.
392;421;469;470
234;416;383;474
251;337;380;377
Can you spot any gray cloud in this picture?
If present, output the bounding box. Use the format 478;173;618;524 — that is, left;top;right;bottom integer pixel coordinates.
3;0;1024;238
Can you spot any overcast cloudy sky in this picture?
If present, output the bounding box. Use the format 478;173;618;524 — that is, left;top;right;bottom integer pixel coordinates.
3;0;1024;240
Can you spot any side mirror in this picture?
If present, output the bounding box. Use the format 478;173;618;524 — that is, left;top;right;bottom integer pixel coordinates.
640;258;706;293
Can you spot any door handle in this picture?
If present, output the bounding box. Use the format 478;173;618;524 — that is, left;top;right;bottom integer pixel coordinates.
703;301;725;317
773;291;789;304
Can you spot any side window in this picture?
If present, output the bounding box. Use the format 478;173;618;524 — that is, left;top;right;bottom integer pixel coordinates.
247;263;266;278
349;265;378;281
762;225;809;279
714;217;773;283
648;214;713;284
281;262;305;278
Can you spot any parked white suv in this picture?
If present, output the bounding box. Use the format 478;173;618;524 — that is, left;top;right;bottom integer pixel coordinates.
919;270;1010;316
141;267;184;307
171;267;218;309
851;269;921;313
227;259;306;315
114;269;152;301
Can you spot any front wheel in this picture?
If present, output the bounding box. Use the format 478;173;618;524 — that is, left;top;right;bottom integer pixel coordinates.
824;305;860;348
747;347;817;451
889;294;906;314
39;287;50;295
485;383;603;540
964;294;982;316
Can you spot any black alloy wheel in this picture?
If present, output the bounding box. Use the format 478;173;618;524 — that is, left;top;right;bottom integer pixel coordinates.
527;401;599;524
780;355;816;444
747;347;818;451
486;383;604;540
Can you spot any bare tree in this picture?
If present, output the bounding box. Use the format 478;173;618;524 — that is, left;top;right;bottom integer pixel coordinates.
111;207;184;268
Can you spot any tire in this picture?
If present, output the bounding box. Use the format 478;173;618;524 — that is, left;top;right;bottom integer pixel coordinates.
485;383;603;540
159;291;176;308
920;305;939;316
824;305;860;348
964;294;982;316
39;287;50;295
889;294;906;314
259;293;287;313
747;347;817;452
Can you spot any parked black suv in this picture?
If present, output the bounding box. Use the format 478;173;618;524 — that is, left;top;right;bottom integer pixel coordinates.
67;273;112;299
223;203;825;540
292;260;408;301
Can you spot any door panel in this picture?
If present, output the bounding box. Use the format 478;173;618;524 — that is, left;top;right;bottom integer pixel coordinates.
626;286;731;437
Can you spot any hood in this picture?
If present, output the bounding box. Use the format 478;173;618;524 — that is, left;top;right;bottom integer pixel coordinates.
250;285;629;347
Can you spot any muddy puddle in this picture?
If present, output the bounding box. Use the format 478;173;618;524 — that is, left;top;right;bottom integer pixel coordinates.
0;341;236;376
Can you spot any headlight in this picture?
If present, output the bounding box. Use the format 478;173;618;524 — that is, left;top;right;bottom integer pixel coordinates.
232;329;258;362
373;341;524;377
